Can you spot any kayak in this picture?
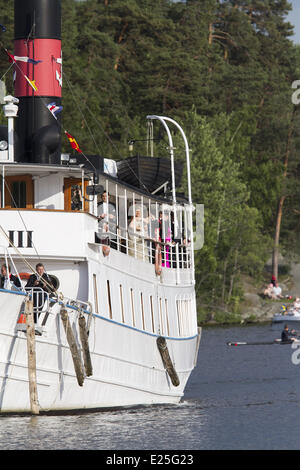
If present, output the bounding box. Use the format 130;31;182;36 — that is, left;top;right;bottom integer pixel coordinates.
227;339;300;346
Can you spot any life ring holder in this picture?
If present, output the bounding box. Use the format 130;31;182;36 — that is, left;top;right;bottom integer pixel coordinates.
48;274;60;290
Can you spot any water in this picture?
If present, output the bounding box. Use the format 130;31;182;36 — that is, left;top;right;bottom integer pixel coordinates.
1;323;300;450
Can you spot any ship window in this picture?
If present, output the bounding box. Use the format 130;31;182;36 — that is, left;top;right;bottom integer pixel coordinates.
176;299;182;336
130;288;135;327
120;284;125;323
12;181;26;208
150;295;155;333
5;175;33;209
140;293;145;330
159;298;164;335
165;299;170;336
93;274;99;314
107;280;112;319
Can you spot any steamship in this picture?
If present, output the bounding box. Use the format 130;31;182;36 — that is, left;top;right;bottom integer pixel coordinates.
0;0;200;413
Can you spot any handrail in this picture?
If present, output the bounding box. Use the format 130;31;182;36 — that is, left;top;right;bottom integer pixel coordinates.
114;225;189;248
145;116;194;282
146;115;192;206
155;116;192;206
146;115;176;205
99;226;192;271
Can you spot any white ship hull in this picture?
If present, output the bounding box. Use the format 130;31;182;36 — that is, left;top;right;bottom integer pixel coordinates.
0;247;200;413
0;296;199;413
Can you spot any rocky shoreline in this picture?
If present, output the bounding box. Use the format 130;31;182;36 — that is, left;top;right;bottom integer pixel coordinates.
198;260;300;326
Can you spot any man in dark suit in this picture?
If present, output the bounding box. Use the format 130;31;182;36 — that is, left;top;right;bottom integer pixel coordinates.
26;263;53;321
97;191;117;249
0;264;21;289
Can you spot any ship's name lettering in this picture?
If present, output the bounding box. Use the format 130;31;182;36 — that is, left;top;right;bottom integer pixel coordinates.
8;230;33;248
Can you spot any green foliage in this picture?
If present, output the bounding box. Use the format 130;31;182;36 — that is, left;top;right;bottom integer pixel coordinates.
0;0;298;319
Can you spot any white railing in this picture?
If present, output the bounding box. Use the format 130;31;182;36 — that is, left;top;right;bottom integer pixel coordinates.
102;225;192;270
24;287;50;324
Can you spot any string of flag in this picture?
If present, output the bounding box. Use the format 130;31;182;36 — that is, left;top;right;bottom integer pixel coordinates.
45;104;81;155
6;50;42;65
47;102;63;120
4;48;41;92
64;131;82;154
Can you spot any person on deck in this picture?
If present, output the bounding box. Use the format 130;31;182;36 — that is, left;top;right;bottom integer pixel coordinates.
0;264;21;290
281;324;298;343
25;263;53;320
128;206;149;261
97;191;117;248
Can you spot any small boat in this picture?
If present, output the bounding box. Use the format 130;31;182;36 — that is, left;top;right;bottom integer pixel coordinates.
272;310;300;325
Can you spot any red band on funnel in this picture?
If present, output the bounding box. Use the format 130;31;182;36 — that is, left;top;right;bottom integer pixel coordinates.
14;38;62;97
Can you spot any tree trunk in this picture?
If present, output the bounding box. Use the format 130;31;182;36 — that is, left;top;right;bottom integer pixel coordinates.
208;23;213;45
272;195;285;280
272;108;295;279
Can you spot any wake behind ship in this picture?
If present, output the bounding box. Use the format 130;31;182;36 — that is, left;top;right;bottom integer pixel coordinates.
0;0;201;413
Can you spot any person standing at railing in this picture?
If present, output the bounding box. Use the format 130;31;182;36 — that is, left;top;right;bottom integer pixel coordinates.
0;264;21;290
170;211;181;269
26;263;53;321
128;206;149;261
97;191;117;249
148;210;159;264
159;211;173;268
162;223;172;268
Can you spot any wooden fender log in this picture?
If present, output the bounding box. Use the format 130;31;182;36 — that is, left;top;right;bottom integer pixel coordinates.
78;313;93;377
25;299;40;415
156;336;180;387
60;307;84;387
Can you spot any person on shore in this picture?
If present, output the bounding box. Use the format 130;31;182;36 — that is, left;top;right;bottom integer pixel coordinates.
263;283;274;298
272;281;283;299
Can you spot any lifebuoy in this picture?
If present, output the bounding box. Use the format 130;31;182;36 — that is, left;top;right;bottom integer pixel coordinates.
19;272;30;280
155;244;162;276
